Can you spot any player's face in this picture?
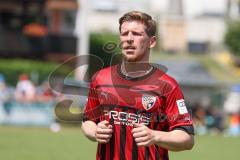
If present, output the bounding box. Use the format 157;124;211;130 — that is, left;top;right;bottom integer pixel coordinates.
120;21;156;62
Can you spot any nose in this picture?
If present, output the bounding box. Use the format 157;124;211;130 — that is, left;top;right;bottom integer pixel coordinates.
126;32;133;44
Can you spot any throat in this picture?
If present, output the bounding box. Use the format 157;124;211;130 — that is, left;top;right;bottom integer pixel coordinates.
120;62;153;78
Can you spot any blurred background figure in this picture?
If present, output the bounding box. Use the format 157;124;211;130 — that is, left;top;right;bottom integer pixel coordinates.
0;73;10;123
224;84;240;136
14;74;36;103
0;73;10;104
192;103;224;135
36;80;56;103
192;103;207;135
205;107;224;134
227;112;240;136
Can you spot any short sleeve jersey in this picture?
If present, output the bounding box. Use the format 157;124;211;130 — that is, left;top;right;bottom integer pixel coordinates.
83;64;193;160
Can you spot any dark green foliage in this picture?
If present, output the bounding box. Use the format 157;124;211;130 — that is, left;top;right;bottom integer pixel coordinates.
89;32;122;77
0;59;72;86
224;20;240;57
0;33;122;85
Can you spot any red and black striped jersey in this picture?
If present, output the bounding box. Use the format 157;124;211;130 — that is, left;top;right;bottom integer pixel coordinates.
83;64;193;160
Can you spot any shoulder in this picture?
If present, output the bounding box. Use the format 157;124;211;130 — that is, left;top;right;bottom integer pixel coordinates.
150;67;183;97
90;65;118;83
154;67;180;89
98;65;117;75
162;73;179;87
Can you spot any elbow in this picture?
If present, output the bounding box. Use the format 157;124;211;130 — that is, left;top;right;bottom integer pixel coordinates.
81;122;87;135
185;143;194;150
173;135;195;152
185;135;195;150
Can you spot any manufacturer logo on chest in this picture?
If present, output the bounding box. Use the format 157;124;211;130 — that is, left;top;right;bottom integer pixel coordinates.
142;94;156;110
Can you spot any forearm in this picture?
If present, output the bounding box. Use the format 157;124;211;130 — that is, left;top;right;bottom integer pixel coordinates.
153;130;194;151
81;120;97;142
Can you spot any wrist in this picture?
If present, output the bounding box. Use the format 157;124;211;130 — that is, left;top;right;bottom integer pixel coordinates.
92;126;97;141
152;130;164;144
86;124;97;142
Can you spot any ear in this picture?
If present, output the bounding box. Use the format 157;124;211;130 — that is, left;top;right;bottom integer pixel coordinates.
149;36;157;49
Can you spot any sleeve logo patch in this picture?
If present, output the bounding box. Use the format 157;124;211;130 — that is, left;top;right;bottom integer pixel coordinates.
176;99;188;114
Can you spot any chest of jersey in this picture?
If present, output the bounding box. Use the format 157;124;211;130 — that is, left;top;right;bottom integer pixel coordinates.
97;84;166;112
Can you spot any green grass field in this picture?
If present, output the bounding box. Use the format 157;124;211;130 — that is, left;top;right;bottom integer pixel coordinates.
0;126;239;160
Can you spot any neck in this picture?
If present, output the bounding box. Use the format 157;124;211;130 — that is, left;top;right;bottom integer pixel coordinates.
121;61;152;78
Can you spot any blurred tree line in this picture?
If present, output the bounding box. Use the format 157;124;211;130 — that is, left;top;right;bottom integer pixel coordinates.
224;20;240;66
0;59;71;86
0;32;121;86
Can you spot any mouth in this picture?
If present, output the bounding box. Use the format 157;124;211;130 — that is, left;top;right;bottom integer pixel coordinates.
123;46;136;50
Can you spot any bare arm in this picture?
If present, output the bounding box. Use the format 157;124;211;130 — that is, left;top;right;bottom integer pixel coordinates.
132;123;194;151
82;120;113;143
81;120;97;141
152;129;194;151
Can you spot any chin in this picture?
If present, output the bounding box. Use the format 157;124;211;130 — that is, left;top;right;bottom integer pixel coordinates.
125;59;137;62
123;55;137;62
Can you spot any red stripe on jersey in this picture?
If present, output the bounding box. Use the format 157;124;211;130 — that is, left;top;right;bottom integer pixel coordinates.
84;65;193;160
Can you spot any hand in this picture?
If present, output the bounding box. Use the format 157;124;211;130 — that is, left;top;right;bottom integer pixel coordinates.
95;120;113;144
132;123;156;146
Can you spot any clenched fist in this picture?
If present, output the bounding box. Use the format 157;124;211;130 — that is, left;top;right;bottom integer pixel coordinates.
95;120;113;144
132;123;156;146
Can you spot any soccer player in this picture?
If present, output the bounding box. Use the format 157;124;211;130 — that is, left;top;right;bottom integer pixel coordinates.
82;11;194;160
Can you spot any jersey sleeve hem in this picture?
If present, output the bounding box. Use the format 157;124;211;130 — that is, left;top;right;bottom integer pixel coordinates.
169;123;193;132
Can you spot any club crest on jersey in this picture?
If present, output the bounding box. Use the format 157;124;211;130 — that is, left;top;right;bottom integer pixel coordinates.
142;95;156;110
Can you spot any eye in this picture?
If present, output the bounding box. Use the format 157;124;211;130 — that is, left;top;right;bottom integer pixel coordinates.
121;31;128;36
132;31;142;36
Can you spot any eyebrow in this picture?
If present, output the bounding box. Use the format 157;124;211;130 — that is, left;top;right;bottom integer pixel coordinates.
120;30;145;35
